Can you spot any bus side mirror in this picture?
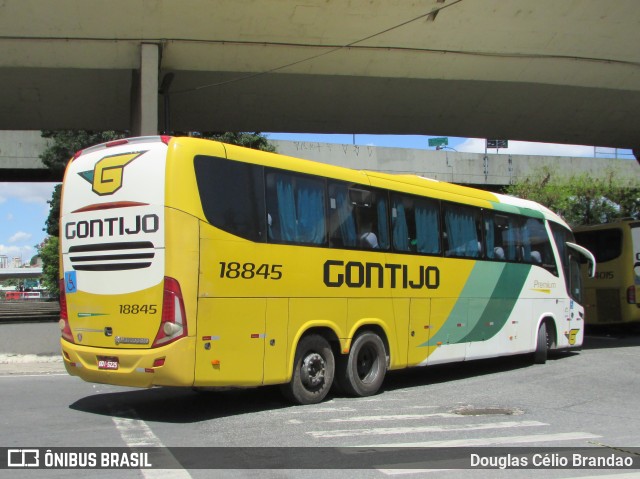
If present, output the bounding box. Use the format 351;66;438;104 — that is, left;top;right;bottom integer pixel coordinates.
567;242;596;279
587;261;595;279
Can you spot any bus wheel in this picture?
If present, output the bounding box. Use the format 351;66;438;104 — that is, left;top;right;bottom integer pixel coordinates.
533;322;549;364
282;334;334;405
336;332;387;397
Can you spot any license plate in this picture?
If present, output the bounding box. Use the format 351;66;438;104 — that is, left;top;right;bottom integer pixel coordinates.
97;356;119;370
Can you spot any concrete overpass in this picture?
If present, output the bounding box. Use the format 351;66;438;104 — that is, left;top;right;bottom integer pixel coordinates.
0;268;43;281
3;130;638;187
1;0;639;151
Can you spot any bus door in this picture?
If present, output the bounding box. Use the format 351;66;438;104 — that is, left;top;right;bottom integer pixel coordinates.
566;242;595;345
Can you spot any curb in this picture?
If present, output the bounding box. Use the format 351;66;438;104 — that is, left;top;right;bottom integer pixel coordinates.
0;354;65;375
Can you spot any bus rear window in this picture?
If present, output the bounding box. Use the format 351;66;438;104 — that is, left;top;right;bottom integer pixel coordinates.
574;228;622;263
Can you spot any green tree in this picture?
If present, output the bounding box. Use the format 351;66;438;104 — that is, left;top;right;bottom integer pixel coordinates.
40;130;126;177
505;165;640;227
45;184;62;237
37;236;60;295
41;131;275;296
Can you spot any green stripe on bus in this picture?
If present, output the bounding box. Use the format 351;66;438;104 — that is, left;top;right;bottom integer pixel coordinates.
461;263;531;342
422;262;530;347
489;201;545;219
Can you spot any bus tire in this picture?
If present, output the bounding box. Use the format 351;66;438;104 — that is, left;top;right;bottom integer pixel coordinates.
281;334;334;405
336;332;387;397
533;322;549;364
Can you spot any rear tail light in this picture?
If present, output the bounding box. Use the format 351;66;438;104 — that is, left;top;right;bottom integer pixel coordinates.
153;277;188;347
627;285;636;304
59;279;74;343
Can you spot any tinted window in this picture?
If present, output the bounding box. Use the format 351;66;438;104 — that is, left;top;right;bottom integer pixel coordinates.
522;217;557;274
391;194;440;254
484;212;521;262
194;155;266;242
328;183;389;250
574;228;622;263
266;170;327;246
484;212;557;273
443;203;482;258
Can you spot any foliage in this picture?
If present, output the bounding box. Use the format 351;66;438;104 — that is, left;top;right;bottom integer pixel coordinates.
505;165;640;227
0;278;20;289
40;130;126;176
37;236;60;295
39;130;275;296
45;184;62;237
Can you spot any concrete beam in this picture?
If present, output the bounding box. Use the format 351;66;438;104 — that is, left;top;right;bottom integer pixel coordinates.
0;131;59;181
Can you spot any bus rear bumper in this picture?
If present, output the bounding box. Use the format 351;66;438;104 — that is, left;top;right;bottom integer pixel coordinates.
60;337;195;388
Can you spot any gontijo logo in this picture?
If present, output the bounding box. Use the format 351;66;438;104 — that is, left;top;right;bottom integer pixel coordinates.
78;151;146;196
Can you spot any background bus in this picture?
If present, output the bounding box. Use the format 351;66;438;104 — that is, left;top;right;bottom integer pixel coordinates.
59;136;595;404
5;291;41;300
574;219;640;324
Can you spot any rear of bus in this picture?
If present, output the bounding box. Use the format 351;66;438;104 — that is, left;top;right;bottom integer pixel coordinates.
59;136;195;387
574;220;640;324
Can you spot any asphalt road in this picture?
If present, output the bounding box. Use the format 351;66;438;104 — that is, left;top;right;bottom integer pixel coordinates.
1;323;639;479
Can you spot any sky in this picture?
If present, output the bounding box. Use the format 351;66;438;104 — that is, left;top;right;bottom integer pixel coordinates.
0;182;56;264
0;133;634;266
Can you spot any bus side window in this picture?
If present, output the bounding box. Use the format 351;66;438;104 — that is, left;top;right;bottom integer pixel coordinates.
392;196;411;252
523;217;557;274
443;203;482;258
194;156;266;242
390;194;440;255
327;183;389;250
265;170;327;246
328;182;357;248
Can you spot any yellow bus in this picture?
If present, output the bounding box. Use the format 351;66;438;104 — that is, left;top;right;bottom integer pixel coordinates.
59;136;595;404
574;220;640;324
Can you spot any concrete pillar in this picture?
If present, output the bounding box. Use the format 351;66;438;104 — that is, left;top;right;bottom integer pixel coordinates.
130;43;159;136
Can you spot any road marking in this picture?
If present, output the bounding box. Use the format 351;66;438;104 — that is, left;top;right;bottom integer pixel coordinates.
361;431;602;448
111;408;191;479
281;406;358;415
308;420;547;438
324;413;461;423
378;468;452;475
289;413;461;424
